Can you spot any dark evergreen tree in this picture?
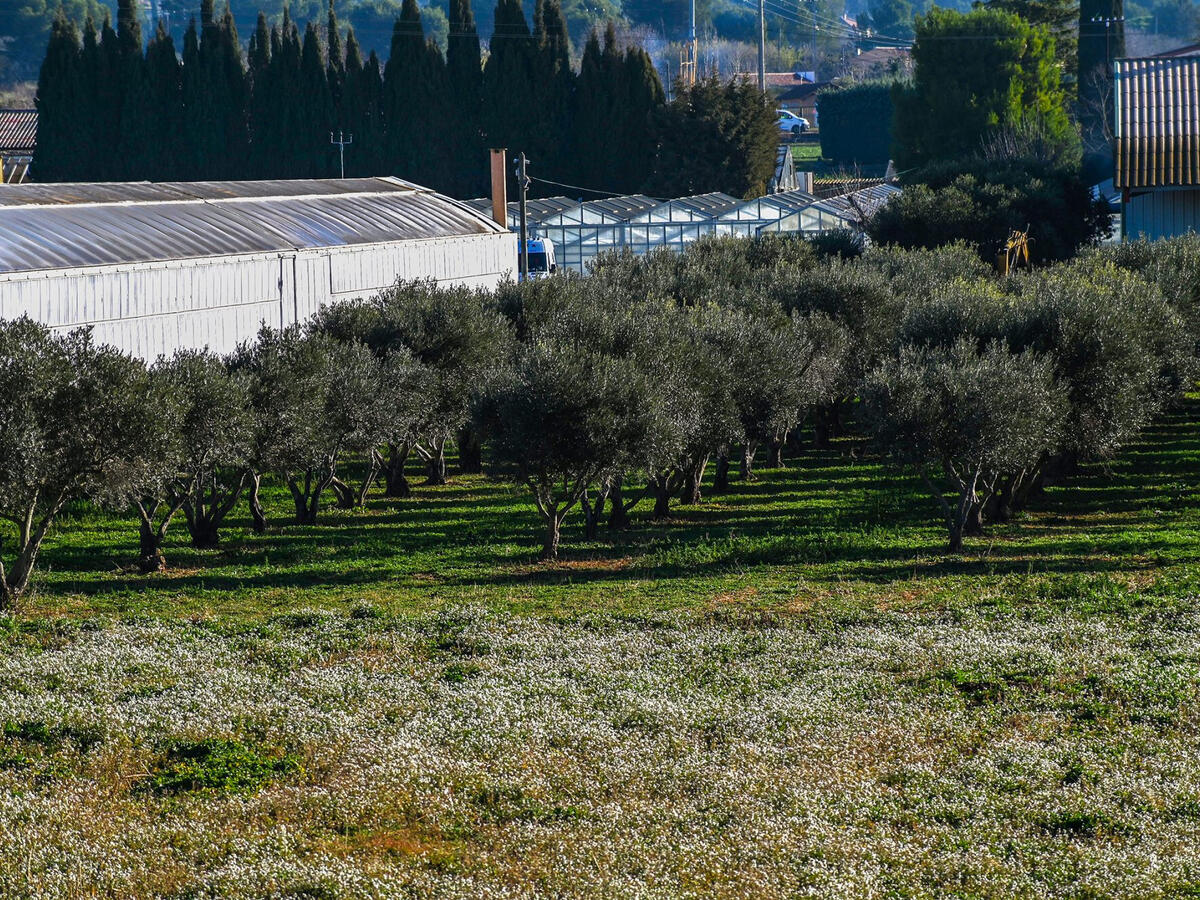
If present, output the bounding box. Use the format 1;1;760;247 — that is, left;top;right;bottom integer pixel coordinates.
114;0;145;181
344;34;385;175
180;18;205;178
263;13;304;178
571;24;662;194
216;7;250;179
571;28;613;191
299;21;335;177
647;75;778;198
617;42;665;193
328;0;347;132
95;13;120;179
447;0;485;196
482;0;538;191
75;16;105;181
382;0;451;189
141;23;183;180
529;0;574;192
247;14;275;178
32;10;82;182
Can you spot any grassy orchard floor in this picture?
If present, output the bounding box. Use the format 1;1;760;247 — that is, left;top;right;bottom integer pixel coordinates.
27;402;1200;621
1;405;1200;895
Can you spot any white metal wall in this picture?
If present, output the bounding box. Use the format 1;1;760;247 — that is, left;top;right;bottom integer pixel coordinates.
0;232;516;359
1124;189;1200;241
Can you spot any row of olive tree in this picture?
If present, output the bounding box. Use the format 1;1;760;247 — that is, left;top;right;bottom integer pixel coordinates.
1;233;1196;607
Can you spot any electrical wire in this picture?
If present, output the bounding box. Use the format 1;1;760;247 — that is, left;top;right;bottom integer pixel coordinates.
527;174;670;201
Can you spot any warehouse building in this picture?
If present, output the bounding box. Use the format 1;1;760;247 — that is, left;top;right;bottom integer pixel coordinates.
0;177;515;359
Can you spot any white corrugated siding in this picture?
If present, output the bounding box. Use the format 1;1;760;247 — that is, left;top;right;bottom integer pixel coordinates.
0;232;516;359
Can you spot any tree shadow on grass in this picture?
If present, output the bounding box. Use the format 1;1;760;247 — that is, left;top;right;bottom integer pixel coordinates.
27;400;1200;605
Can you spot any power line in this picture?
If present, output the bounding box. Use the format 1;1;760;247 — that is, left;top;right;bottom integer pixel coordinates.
527;174;670;201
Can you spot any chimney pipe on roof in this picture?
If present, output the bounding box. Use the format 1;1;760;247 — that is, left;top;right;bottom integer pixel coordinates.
489;148;508;228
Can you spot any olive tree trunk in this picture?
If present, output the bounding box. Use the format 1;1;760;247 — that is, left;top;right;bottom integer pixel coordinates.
416;435;448;486
679;455;709;505
180;470;246;548
133;495;187;573
0;498;64;611
247;470;268;534
713;452;731;493
457;426;483;475
384;443;412;498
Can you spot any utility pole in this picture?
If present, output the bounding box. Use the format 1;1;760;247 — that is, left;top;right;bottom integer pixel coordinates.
680;0;697;86
330;131;353;179
757;0;766;92
515;153;530;281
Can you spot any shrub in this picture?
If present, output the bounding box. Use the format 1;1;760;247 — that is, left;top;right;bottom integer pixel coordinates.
142;738;301;796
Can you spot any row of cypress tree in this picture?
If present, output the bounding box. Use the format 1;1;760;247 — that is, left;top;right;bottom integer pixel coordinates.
33;0;666;198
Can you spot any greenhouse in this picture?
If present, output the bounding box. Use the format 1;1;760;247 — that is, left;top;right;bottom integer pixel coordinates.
624;193;740;256
759;184;902;236
713;190;819;237
535;195;662;271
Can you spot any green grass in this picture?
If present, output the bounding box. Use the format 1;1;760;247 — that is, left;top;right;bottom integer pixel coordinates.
18;399;1200;624
3;405;1200;895
790;142;825;170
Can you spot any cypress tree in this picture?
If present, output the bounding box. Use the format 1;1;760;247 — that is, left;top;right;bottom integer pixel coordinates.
76;16;104;181
217;7;250;179
530;0;573;193
180;18;204;178
272;13;304;177
382;0;451;189
572;29;607;190
344;32;384;176
96;14;120;179
571;24;624;192
447;0;485;196
328;0;347;131
247;13;274;177
617;44;664;193
299;21;335;177
32;10;82;182
482;0;538;182
141;22;183;180
114;0;145;180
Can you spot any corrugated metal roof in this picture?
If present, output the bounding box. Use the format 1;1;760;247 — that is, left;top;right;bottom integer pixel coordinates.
0;109;36;153
0;177;504;274
587;194;660;220
1115;57;1200;189
673;193;741;215
811;183;900;219
464;195;578;224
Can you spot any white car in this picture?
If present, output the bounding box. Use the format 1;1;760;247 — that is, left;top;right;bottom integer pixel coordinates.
777;109;810;137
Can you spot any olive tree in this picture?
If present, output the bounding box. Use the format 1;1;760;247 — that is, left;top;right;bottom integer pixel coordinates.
703;305;848;481
862;339;1066;551
489;299;678;559
368;280;513;485
244;326;386;526
0;320;159;608
120;350;253;566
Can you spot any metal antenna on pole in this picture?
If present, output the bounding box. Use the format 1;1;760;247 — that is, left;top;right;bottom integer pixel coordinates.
515;153;530;281
330;131;353;179
757;0;766;92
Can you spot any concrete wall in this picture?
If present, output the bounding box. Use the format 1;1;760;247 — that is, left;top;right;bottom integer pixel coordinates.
0;232;516;359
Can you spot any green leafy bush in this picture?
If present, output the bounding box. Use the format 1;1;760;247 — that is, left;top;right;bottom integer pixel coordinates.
142;739;301;796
